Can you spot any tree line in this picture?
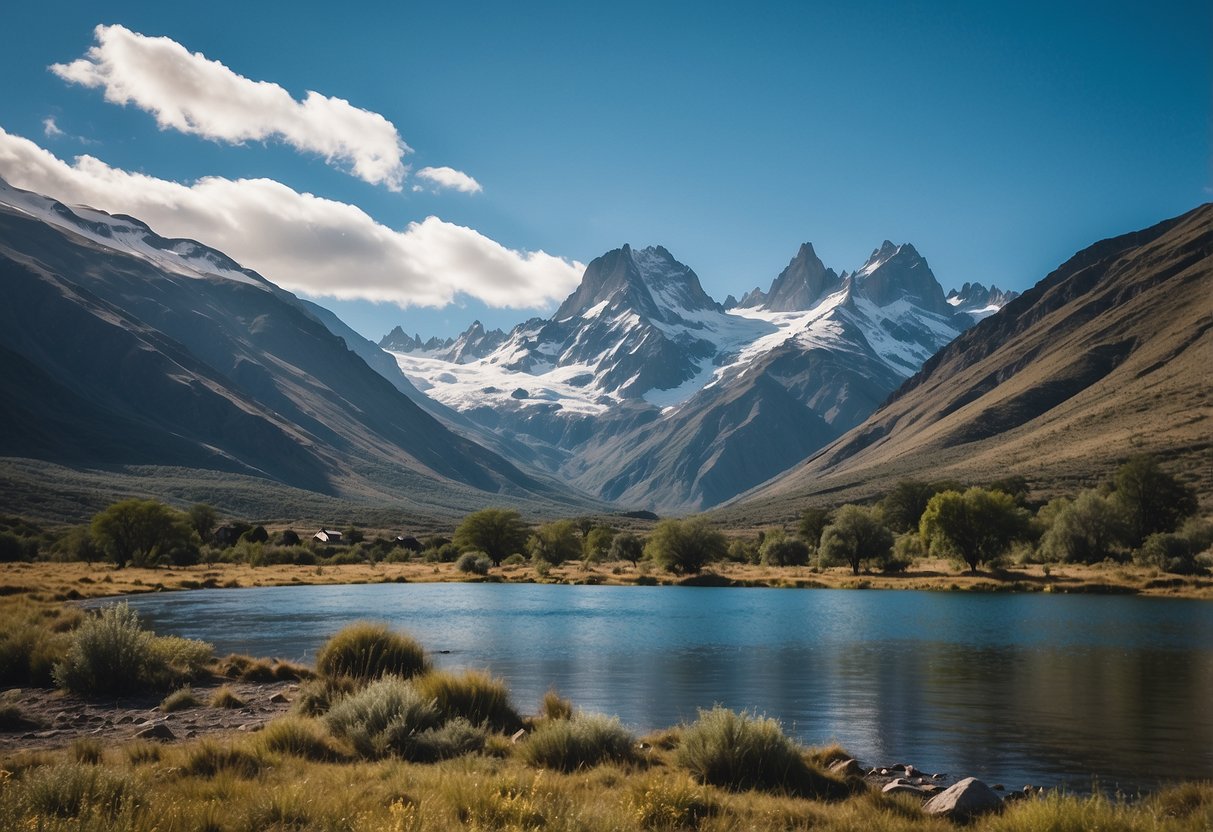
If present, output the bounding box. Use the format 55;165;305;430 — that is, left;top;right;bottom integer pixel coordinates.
0;455;1206;577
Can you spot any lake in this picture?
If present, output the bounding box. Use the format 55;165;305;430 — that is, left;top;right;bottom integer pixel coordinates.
114;583;1213;792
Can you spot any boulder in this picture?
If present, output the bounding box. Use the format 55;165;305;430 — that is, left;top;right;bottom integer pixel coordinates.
882;779;926;797
135;722;176;741
923;777;1004;821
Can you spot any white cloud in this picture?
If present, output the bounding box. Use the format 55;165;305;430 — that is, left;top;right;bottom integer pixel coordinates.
415;166;483;194
51;24;409;190
42;117;65;138
0;128;582;308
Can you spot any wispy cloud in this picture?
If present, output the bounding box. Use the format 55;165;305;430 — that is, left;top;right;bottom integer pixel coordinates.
51;24;410;190
0;129;582;308
41;117;65;139
414;166;483;194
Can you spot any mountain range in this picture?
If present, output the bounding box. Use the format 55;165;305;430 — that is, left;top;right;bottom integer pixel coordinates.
2;173;1204;526
381;240;1014;510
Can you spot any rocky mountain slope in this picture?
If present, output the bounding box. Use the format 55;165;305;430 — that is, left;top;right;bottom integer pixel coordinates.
0;178;597;521
386;240;1012;510
726;204;1213;522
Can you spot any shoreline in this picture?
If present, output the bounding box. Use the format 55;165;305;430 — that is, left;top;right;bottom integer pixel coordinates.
4;557;1211;605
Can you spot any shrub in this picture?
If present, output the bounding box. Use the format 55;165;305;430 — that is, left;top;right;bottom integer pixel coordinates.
521;712;637;771
455;551;492;575
1137;532;1203;575
0;623;68;687
676;707;847;797
1113;455;1199;547
609;532;645;565
51;603;212;695
292;676;357;716
1039;489;1127;563
19;763;139;818
324;676;442;759
257;716;341;761
315;622;431;681
920;487;1030;571
160;686;201;712
124;740;161;766
414;669;522;732
409;717;488;762
90;498;200;568
759;531;810;566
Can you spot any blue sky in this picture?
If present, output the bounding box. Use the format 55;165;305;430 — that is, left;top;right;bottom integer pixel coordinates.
1;0;1208;341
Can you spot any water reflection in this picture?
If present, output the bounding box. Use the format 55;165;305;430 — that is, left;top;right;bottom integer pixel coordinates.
115;584;1213;791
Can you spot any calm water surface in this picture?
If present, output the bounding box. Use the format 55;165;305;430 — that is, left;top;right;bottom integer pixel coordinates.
116;584;1213;791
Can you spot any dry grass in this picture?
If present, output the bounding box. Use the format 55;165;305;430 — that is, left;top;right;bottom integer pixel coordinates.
0;734;1208;832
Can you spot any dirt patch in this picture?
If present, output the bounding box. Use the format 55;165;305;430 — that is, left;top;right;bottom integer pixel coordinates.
0;679;297;753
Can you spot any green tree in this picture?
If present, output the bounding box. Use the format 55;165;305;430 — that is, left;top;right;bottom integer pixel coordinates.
644;518;726;575
55;525;102;564
187;504;218;544
1038;490;1127;563
920;487;1029;572
879;481;940;534
528;520;582;566
90;499;200;568
582;526;616;563
453;508;529;566
607;532;644;565
797;508;832;550
759;530;810;566
1112;456;1198;548
818;505;894;575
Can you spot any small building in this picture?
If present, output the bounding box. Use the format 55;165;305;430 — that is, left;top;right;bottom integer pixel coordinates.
313;529;343;544
394;535;423;552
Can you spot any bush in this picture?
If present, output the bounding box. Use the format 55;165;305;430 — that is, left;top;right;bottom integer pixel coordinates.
630;776;717;830
1137;532;1203;575
455;551;492;575
676;707;847;797
609;532;645;565
0;623;68;687
1039;490;1127;563
413;669;522;732
324;676;442;759
408;717;488;762
759;531;810;566
453;508;529;566
90;498;200;568
521;712;637;771
292;676;356;716
920;487;1030;571
315;622;431;681
53;603;210;694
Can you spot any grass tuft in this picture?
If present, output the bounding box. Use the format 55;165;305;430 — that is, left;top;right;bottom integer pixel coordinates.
521;712;638;772
413;669;522;732
209;684;246;709
315;622;430;682
323;675;441;760
19;762;139;819
182;740;267;779
161;685;201;712
70;737;104;765
541;688;574;721
257;716;343;762
676;706;849;798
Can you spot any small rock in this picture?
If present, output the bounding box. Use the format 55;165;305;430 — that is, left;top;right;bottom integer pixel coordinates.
116;715;134;725
268;693;289;704
904;764;917;778
830;758;864;778
889;763;907;772
135;723;176;741
931;773;945;780
923;777;1004;821
879;768;890;776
